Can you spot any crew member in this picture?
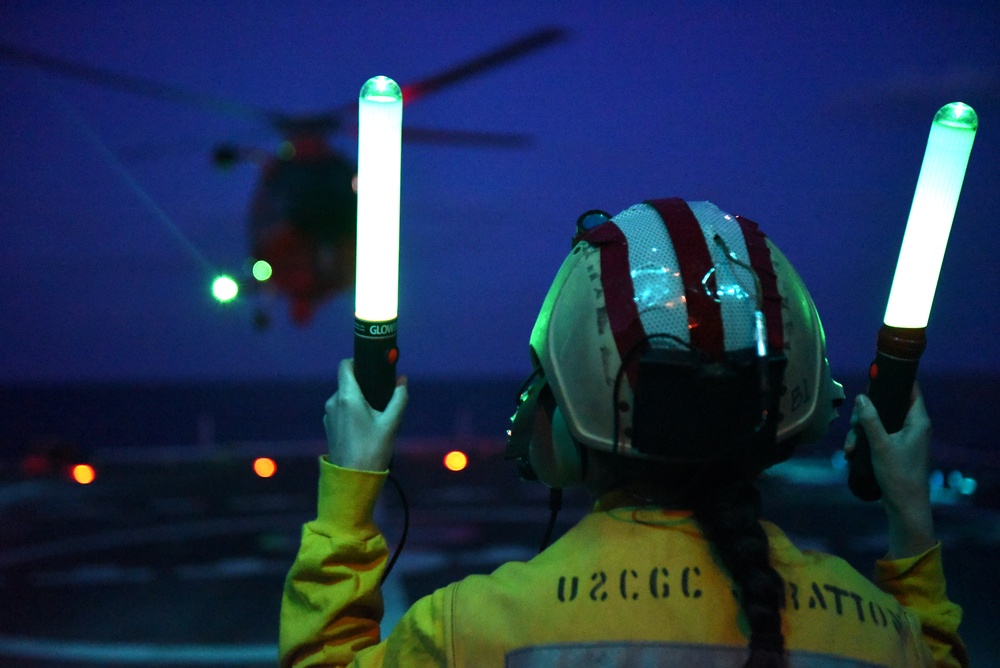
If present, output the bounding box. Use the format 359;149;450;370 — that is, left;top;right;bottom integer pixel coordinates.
280;198;966;667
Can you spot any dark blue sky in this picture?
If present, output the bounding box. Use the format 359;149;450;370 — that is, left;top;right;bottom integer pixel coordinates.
2;1;998;383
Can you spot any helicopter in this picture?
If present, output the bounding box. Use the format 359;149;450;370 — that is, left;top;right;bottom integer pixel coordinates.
0;27;566;326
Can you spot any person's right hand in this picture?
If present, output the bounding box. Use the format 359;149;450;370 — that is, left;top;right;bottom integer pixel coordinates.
844;384;936;559
323;358;408;472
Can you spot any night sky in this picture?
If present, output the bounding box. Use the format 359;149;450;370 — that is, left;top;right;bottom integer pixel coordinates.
2;2;998;384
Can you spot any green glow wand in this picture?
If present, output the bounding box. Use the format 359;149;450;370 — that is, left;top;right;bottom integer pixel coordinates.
848;102;978;501
354;76;402;411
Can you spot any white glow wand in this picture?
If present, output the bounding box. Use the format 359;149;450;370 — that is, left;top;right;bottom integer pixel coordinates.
354;76;402;411
848;102;978;501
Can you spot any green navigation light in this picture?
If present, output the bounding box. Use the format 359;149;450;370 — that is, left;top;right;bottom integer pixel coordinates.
252;260;273;282
277;141;295;160
212;275;239;302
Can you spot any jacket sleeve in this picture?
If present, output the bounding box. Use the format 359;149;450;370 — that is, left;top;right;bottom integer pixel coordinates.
874;542;968;668
279;459;451;668
279;459;390;667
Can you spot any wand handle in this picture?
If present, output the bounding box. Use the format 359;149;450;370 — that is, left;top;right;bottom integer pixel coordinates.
354;318;399;412
847;326;925;501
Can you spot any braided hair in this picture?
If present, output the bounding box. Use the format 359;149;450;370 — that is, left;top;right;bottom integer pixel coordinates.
591;454;788;667
691;473;787;668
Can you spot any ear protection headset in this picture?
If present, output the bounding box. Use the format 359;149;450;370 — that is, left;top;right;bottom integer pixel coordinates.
506;200;790;490
506;368;584;488
506;210;614;488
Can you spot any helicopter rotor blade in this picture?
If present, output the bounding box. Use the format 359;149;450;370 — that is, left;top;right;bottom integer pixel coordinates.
341;123;532;148
3;27;567;143
0;42;278;124
317;26;568;124
113;126;274;162
400;26;567;103
400;126;532;148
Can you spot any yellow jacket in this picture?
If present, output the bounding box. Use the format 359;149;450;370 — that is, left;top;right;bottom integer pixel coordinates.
280;461;967;667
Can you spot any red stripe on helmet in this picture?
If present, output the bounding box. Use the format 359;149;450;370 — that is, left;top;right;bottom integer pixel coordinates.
580;221;646;387
733;215;784;352
647;198;726;362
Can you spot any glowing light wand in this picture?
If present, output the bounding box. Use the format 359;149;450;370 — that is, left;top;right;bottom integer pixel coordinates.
848;102;978;501
354;76;402;411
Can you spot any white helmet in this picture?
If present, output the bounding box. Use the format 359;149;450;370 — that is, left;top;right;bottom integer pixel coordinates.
509;198;842;482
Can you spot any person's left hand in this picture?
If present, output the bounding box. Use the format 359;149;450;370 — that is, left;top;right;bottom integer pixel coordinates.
323;358;408;471
843;385;935;559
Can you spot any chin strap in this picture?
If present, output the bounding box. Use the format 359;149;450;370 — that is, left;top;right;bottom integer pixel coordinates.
539;488;563;552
